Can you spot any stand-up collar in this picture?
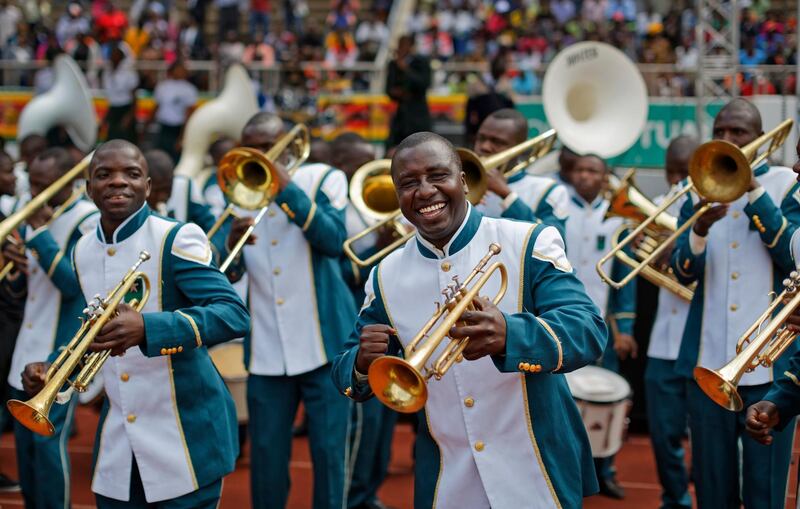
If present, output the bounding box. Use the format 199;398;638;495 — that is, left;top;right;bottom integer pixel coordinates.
507;171;526;185
570;194;604;210
415;203;482;259
96;204;150;244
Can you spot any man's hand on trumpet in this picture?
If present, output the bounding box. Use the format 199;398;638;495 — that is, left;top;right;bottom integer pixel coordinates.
21;362;50;396
2;234;28;275
692;200;728;237
449;296;507;360
88;303;145;357
26;203;53;230
356;324;396;374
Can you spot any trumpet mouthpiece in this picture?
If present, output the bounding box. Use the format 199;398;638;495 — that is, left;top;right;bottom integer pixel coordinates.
489;243;501;254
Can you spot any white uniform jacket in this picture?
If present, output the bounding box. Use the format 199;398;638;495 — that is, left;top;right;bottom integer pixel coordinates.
672;163;800;385
333;206;608;509
71;205;249;502
7;198;97;390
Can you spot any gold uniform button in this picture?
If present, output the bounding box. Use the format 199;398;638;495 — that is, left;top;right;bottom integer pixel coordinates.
441;262;452;272
517;362;525;371
273;268;281;275
731;272;740;280
276;298;285;306
107;247;116;256
464;397;474;408
120;373;129;382
731;242;739;249
268;210;277;218
160;348;167;355
522;362;530;371
177;346;183;353
344;387;353;397
271;239;278;246
732;211;741;219
730;304;739;312
127;414;136;423
26;323;32;329
474;441;485;452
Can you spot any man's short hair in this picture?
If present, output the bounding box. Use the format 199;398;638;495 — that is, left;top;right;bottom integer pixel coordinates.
35;147;74;175
486;108;528;143
90;139;146;176
391;132;460;176
575;152;608;172
143;149;175;182
243;112;284;132
330;132;369;154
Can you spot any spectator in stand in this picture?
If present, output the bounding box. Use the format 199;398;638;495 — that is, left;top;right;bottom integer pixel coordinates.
464;52;515;145
216;0;241;36
102;42;139;142
95;2;129;44
124;16;151;57
583;0;610;24
243;32;276;66
0;1;22;51
551;0;576;26
55;2;89;48
451;6;478;56
327;0;357;31
385;34;431;150
151;60;198;162
218;30;245;68
69;31;104;87
284;0;308;35
355;11;388;61
324;26;358;67
33;45;58;95
675;35;698;70
251;0;271;35
740;35;766;67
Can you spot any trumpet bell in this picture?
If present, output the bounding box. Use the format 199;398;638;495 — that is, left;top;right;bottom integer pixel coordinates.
218;147;280;210
455;148;489;205
693;366;743;412
368;356;428;414
7;398;55;437
689;140;753;204
362;174;397;214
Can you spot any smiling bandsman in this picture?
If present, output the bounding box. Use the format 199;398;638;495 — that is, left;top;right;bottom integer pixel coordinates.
333;132;608;508
22;139;250;508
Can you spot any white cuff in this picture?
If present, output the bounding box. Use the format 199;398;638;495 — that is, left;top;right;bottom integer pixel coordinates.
748;186;766;204
501;192;519;211
353;365;369;384
689;230;707;255
25;225;46;242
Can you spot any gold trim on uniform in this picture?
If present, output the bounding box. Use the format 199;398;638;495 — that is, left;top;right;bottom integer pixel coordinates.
176;310;202;347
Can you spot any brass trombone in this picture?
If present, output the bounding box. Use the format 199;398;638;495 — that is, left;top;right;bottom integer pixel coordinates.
343;130;557;268
694;271;800;411
206;124;310;272
596;118;794;292
600;171;695;301
368;244;508;413
0;152;92;257
7;251;151;436
0;187;85;283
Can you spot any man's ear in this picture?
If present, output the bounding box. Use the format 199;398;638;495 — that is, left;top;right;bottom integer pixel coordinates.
460;171;468;194
144;177;151;200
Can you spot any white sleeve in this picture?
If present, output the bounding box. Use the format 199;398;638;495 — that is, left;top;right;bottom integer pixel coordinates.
171;223;213;266
319;168;349;211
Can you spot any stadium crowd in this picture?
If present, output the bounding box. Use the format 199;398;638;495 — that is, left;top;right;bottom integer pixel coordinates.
0;0;795;100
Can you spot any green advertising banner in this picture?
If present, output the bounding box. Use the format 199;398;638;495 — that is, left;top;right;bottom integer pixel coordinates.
517;101;724;168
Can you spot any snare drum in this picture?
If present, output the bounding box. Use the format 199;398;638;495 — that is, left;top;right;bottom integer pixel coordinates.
564;365;632;458
210;342;248;423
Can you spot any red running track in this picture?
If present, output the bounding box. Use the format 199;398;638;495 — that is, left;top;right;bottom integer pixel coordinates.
0;406;797;508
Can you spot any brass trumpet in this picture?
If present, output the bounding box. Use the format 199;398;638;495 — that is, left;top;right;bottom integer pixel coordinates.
368;244;508;413
7;251;151;436
343;130;557;268
694;271;800;411
0;187;85;283
600;171;695;301
596;118;793;292
206;124;310;272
